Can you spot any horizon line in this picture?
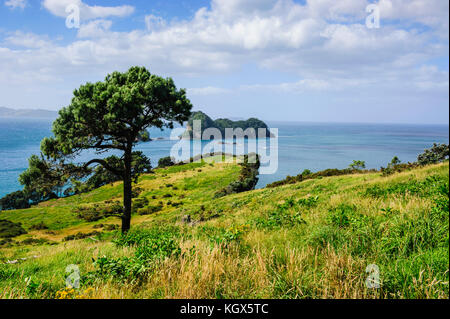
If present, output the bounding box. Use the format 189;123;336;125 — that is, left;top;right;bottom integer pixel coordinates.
1;106;448;126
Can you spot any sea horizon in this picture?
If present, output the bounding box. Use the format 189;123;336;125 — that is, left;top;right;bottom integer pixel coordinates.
0;117;448;198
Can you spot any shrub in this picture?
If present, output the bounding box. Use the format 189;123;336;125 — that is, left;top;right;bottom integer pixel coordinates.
209;225;250;247
113;226;181;247
0;238;14;247
63;231;101;242
132;197;149;213
137;204;163;215
327;204;356;228
20;237;52;246
104;224;119;231
0;190;30;211
297;195;319;208
255;198;306;229
215;153;260;198
0;219;27;238
349;160;366;170
381;157;419;176
88;227;182;282
134;235;181;261
417;143;449;165
131;187;143;198
158;156;175;168
170;202;182;207
74;202;123;222
93;224;119;231
301;169;312;176
29;222;49;231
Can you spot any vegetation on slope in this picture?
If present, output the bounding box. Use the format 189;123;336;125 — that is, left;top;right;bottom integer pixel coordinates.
183;111;274;139
0;159;448;299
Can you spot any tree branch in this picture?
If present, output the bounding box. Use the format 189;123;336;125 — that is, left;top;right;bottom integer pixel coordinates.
84;159;124;177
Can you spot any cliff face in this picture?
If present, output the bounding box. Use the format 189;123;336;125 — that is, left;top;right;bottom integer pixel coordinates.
183;111;274;139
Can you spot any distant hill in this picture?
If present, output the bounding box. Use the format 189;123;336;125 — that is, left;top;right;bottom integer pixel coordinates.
183;111;275;139
0;107;58;119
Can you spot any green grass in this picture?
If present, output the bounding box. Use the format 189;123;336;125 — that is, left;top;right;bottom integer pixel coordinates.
0;161;448;299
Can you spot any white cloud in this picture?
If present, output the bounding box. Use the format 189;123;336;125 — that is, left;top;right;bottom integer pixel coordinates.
4;0;26;9
189;86;232;96
77;20;113;38
4;31;52;48
3;0;448;77
377;0;449;38
42;0;134;20
0;0;447;117
145;14;167;31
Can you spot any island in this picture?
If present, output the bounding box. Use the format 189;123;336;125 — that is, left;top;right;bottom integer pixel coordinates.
182;111;275;139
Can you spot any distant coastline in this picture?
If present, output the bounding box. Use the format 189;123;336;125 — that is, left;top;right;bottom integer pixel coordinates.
0;107;58;119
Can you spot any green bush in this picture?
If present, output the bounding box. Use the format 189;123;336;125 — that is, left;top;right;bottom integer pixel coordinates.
327;204;356;228
20;237;52;246
29;222;49;231
134;235;181;261
417;143;449;165
132;197;149;213
0;190;30;211
0;219;27;238
209;225;250;247
137;204;163;215
0;238;14;247
255;198;306;230
297;195;319;208
104;224;119;231
74;202;123;222
215;154;260;198
113;226;181;247
158;156;175;168
349;160;366;170
63;231;101;242
88;227;182;282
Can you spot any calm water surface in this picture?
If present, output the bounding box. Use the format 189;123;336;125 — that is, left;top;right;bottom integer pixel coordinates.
0;118;448;197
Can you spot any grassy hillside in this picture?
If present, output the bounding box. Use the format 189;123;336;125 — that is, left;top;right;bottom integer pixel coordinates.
0;160;448;299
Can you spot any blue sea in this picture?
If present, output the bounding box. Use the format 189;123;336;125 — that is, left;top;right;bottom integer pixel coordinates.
0;117;448;198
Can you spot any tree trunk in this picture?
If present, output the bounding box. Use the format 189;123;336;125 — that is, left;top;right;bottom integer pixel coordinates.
122;149;132;233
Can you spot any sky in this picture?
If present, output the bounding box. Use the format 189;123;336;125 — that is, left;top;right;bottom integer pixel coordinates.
0;0;448;124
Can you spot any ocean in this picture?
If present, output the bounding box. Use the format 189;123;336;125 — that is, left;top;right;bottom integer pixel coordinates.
0;118;448;198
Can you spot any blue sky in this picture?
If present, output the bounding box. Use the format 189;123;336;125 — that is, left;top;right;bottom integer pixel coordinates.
0;0;448;124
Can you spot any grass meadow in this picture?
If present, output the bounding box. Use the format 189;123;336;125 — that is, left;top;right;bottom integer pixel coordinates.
0;159;448;299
